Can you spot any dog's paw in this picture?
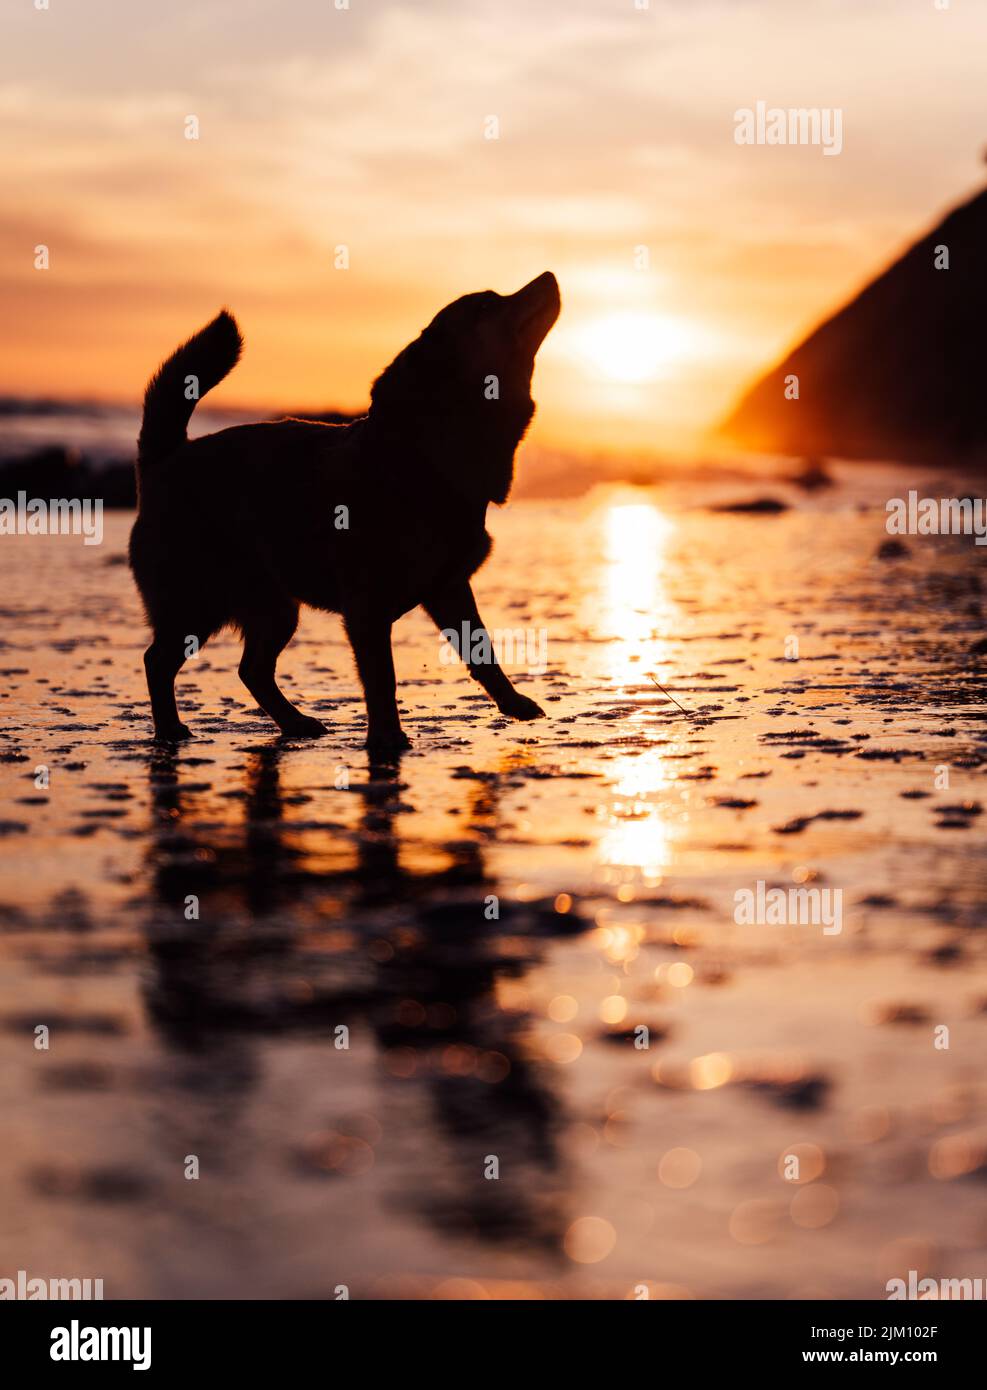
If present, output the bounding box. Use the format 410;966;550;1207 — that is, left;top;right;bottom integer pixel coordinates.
280;715;329;739
154;722;193;742
498;694;546;722
365;729;412;760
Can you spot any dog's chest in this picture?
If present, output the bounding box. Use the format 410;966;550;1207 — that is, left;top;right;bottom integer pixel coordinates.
376;490;492;611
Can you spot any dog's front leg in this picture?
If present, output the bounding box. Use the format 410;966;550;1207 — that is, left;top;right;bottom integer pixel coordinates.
424;580;544;721
344;612;411;757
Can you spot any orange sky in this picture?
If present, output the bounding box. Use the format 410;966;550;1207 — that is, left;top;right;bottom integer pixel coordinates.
2;0;985;455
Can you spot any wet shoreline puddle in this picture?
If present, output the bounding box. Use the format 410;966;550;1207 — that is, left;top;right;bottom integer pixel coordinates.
2;470;986;1298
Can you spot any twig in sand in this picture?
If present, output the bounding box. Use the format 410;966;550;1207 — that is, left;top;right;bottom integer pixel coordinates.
647;672;695;719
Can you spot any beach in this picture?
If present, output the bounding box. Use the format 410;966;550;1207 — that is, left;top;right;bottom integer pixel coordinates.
1;462;985;1299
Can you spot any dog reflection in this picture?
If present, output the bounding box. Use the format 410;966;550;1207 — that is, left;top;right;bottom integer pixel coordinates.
141;746;580;1249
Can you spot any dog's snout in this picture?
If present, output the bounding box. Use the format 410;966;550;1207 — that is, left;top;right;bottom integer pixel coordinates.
514;272;559;308
511;272;561;347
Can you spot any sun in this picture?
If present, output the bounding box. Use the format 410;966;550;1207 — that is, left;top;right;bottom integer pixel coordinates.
574;310;697;384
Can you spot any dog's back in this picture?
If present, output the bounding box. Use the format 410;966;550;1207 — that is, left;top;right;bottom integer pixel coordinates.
130;318;362;635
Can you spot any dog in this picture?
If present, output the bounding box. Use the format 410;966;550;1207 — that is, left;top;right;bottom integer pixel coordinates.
128;272;561;756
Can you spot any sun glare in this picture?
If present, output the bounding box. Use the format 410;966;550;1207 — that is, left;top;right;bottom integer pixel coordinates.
574;311;698;384
595;499;675;689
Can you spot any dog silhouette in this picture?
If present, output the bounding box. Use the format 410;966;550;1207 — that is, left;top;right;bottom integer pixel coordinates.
129;273;560;755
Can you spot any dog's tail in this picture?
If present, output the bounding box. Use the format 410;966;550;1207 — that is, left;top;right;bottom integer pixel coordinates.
137;309;243;470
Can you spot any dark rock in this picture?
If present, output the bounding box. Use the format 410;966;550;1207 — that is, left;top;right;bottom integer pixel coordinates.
721;184;987;464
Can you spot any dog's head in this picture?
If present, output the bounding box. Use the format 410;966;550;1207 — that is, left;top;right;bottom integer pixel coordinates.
370;273;561;502
423;271;561;391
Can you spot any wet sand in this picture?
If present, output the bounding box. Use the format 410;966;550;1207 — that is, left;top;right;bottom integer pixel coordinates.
1;461;986;1299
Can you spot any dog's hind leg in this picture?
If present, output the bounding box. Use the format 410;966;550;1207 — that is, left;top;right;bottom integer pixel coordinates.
238;603;327;738
144;631;194;741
